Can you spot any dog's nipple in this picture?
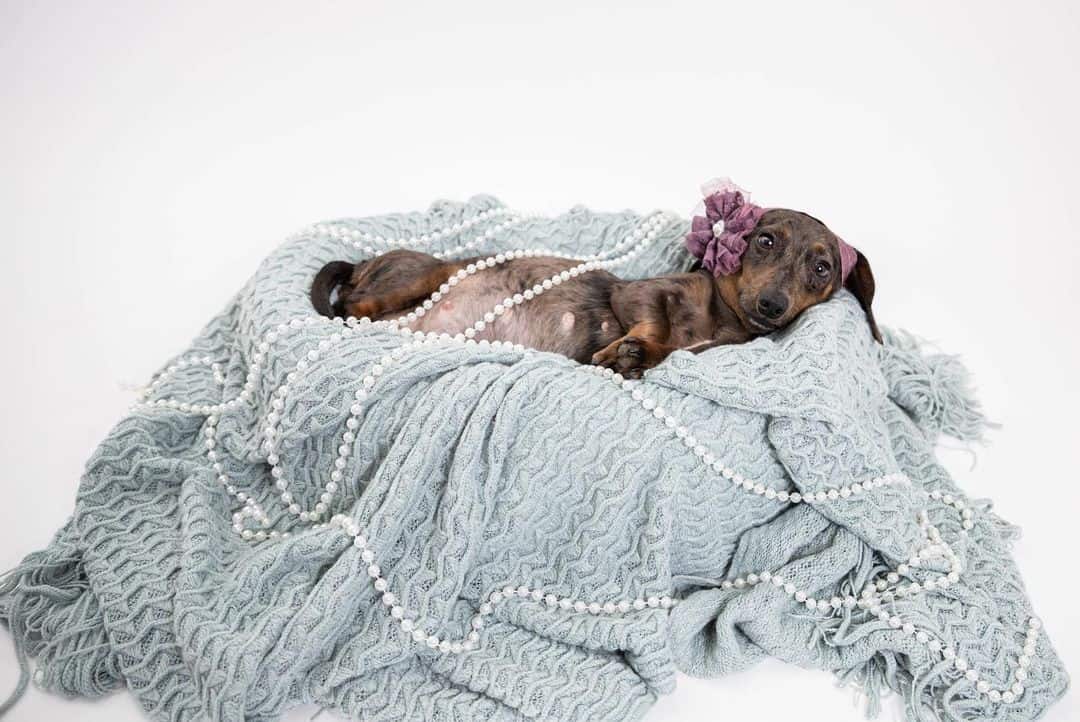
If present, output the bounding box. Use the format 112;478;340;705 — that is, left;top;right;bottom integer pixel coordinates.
561;312;576;333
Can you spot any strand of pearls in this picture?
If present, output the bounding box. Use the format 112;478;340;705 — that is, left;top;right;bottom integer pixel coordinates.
259;319;434;524
325;487;1031;700
430;213;533;259
926;488;976;531
156;206;972;531
143;325;977;533
138;210;1043;696
141;207;980;536
580;363;908;504
719;510;1037;704
135;354;226;410
172;316;363;531
722;510;959;611
476;212;677;265
213;323;1004;678
133;320;318;414
328;513;675;655
313;206;519;253
581;364;978;532
228;213;676;529
203;414;274;538
136;211;669;415
389;212;672;332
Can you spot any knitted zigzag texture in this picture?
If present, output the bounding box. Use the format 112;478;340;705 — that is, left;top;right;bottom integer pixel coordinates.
0;195;1068;721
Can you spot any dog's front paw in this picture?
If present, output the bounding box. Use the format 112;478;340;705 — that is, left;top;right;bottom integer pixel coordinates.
593;336;648;379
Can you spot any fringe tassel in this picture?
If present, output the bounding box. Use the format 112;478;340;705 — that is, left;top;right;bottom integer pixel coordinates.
878;329;995;443
0;534;120;717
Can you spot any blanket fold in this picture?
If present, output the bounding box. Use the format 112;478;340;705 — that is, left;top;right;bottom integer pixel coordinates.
0;196;1068;722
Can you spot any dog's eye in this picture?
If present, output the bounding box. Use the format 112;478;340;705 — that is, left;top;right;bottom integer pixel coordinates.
814;260;831;277
756;234;774;249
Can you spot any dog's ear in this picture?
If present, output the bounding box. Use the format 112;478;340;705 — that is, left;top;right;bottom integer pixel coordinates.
844;250;882;343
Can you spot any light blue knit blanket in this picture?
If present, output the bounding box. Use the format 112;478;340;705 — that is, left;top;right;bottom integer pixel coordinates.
0;196;1068;721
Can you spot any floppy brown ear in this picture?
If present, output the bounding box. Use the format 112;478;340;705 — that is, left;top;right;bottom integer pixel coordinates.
844;250;882;343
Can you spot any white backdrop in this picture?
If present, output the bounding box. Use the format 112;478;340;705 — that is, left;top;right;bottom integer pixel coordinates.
1;1;1076;720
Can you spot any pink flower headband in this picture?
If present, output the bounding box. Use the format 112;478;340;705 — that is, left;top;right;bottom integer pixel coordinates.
685;178;858;280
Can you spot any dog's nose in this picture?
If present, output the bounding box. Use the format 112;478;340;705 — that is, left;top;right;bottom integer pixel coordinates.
757;293;788;320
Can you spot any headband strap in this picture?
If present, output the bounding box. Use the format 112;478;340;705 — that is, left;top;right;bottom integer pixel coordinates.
836;237;858;282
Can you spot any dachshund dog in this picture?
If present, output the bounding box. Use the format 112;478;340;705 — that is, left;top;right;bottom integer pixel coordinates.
310;209;879;378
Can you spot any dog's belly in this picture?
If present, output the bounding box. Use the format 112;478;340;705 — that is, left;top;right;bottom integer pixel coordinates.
394;261;625;362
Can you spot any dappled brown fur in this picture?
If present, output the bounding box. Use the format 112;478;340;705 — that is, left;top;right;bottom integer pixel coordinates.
311;210;879;377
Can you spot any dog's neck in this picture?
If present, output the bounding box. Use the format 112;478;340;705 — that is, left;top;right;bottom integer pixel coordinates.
708;273;758;342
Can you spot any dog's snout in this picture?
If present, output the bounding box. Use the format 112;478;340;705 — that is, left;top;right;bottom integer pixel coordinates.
756;293;788;320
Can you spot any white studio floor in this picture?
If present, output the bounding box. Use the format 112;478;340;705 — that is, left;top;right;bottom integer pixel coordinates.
1;2;1077;721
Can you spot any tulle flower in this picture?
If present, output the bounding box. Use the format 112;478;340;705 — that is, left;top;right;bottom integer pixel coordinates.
685;178;766;276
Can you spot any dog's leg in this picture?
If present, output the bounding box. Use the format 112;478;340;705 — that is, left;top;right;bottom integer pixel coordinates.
683;330;750;355
342;250;467;320
591;278;686;378
591;322;675;379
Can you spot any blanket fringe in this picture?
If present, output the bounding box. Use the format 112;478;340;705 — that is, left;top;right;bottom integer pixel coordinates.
879;329;995;443
822;606;1011;722
830;639;978;721
0;535;120;717
816;564;993;722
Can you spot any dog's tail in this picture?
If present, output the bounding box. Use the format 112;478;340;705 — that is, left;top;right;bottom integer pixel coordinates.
310;260;356;318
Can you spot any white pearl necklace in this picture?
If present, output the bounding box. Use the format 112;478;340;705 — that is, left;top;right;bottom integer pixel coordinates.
717;510;1039;705
133;209;1043;700
580;363;910;505
313;206;529;259
203;416;276;540
327;513;676;655
136;321;304;416
928;488;976;531
390;211;672;333
133;210;662;413
143;206;979;535
430;213;533;260
313;205;518;253
250;212;676;525
581;361;976;533
147;211;677;535
135;354;226;412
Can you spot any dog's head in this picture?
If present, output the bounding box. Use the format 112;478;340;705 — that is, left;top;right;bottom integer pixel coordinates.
720;208;880;342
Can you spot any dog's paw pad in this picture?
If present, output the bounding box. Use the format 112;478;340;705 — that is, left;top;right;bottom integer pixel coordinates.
612;337;648;376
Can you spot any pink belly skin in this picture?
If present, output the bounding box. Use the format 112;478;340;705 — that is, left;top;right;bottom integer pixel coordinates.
400;276;548;347
373;259;625;361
